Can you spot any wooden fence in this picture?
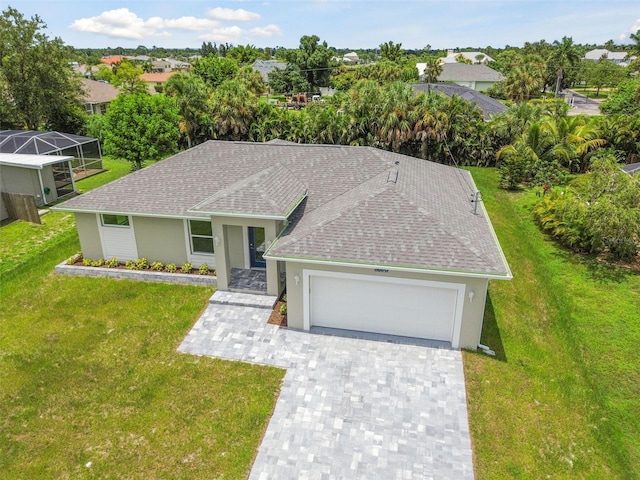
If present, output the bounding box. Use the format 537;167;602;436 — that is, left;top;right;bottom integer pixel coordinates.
1;192;41;224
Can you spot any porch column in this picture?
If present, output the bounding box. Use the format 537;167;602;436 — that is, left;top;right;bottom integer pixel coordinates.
212;221;230;290
265;223;280;296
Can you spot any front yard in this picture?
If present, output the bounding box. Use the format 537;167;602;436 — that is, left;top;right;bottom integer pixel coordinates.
465;168;640;479
0;160;284;479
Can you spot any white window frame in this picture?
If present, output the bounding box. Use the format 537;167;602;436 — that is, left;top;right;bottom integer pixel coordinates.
101;214;130;227
183;219;215;267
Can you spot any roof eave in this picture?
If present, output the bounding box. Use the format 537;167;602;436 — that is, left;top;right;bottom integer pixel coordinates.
263;252;512;280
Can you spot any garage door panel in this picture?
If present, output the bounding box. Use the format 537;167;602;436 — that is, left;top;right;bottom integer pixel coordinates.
310;274;458;342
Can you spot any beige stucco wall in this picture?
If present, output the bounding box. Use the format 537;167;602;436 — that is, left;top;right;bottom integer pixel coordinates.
226;225;245;269
474;81;497;92
212;216;282;294
0;165;46;206
133;216;188;264
284;261;489;350
75;212;103;259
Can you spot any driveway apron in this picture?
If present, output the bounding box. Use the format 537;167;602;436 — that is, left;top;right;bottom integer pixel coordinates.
178;292;474;480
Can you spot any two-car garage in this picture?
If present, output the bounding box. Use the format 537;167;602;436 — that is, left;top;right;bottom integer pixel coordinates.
302;270;466;348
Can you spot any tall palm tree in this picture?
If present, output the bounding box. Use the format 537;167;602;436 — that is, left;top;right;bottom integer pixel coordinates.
209;80;256;141
379;41;404;63
550;36;581;97
377;81;417;152
165;73;210;148
503;64;545;102
422;56;442;86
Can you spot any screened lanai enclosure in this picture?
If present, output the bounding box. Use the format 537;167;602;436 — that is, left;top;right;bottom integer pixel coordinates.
0;130;103;180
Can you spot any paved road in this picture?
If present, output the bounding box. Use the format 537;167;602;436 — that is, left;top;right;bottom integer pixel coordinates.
178;291;474;479
564;90;603;116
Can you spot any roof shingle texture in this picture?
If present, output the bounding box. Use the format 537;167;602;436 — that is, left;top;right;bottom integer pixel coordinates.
58;141;509;276
411;83;507;119
438;64;505;82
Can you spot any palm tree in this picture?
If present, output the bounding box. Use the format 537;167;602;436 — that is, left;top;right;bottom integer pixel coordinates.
503;64;544;102
165;73;210;148
209;80;257;141
377;82;417;152
627;29;640;59
550;36;581;97
422;56;442;86
379;41;404;63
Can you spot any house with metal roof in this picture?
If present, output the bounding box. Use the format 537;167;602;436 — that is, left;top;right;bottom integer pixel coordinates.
54;140;511;349
439;50;494;65
432;64;505;92
584;48;635;67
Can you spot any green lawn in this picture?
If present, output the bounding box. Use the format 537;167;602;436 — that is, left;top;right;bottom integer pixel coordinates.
0;158;285;479
465;168;640;479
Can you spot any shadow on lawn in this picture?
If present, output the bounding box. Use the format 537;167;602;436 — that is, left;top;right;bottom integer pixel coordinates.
552;248;637;284
478;293;507;362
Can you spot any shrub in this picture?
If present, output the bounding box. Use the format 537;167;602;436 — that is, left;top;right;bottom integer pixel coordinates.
125;260;137;270
67;253;82;265
135;257;149;270
165;263;177;273
151;261;164;271
198;263;209;275
181;262;193;274
279;304;287;315
82;258;92;266
106;257;119;268
90;259;104;267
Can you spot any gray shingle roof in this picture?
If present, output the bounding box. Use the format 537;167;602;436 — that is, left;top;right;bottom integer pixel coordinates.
57;141;510;276
252;59;287;82
437;64;504;83
622;162;640;175
411;83;507;119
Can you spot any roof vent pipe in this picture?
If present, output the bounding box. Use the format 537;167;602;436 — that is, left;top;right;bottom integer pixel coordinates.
387;170;398;183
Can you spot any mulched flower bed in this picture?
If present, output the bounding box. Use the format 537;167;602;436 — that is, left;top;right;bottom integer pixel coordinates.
268;300;287;327
69;259;215;276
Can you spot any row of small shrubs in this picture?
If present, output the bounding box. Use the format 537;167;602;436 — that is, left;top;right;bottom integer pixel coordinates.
69;254;214;275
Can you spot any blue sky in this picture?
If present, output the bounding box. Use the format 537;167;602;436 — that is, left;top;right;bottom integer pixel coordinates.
4;0;640;50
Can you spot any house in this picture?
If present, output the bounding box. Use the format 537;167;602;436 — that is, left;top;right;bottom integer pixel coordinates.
342;52;361;63
429;63;505;92
439;50;494;65
411;83;508;120
54;141;511;349
139;71;178;94
0;153;75;221
151;58;191;73
81;78;119;115
252;59;288;83
99;55;125;65
0;130;103;179
584;49;635;67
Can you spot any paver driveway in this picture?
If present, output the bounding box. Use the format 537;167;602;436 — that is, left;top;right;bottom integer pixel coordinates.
178;292;474;479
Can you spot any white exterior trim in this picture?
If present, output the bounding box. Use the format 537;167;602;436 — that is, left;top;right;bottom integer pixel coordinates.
182;218;216;268
302;269;466;348
97;213;138;261
242;226;251;269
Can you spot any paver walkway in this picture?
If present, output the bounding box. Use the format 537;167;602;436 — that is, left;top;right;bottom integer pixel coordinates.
178;292;474;479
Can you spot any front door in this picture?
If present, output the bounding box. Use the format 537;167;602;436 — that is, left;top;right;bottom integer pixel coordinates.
248;227;266;268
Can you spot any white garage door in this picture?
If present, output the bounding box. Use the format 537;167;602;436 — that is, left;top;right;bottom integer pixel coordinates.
308;273;462;344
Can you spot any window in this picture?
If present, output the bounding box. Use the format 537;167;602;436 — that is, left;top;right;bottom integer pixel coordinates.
102;214;130;226
189;220;214;254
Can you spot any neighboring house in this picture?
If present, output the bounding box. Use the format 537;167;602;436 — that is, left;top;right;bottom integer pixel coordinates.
411;83;508;120
252;59;288;83
99;55;125;65
54;140;512;349
439;50;494;65
431;63;505;92
0;130;103;179
71;62;100;78
0;153;75;221
139;71;178;94
622;162;640;175
150;58;191;73
342;52;361;63
584;48;635;67
81;78;119;115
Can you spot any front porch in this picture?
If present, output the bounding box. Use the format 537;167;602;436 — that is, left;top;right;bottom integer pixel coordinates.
229;268;267;293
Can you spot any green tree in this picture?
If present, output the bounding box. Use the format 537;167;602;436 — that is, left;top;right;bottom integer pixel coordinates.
103;94;180;170
286;35;334;89
267;64;310;94
165;73;210;148
0;6;85;131
209;80;257;141
549;36;581;96
600;78;640;115
421;56;442;85
227;44;262;65
379;41;404;63
192;55;238;88
502;63;545;102
587;59;625;96
235;65;265;96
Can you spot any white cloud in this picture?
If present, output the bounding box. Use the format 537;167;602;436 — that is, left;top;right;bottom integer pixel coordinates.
199;26;244;43
207;7;260;22
70;8;161;40
249;24;282;38
619;18;640;42
164;16;220;31
71;9;227;40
